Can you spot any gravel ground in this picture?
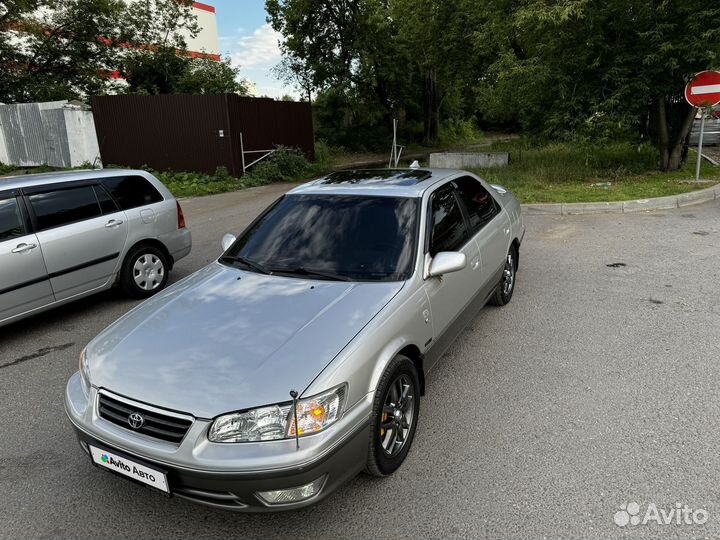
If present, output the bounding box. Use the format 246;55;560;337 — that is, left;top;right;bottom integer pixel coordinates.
1;184;719;539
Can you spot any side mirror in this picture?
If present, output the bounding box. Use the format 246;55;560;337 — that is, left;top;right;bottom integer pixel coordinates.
428;251;467;278
221;233;237;251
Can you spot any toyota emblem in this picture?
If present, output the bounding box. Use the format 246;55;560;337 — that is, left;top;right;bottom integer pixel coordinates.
128;412;145;429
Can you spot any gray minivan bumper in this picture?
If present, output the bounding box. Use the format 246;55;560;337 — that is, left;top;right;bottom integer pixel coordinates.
166;228;192;265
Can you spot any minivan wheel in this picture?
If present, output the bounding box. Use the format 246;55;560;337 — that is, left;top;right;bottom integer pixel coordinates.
490;246;517;307
120;245;169;298
365;355;420;477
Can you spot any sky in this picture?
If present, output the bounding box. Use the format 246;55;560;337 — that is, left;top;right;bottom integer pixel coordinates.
211;0;290;98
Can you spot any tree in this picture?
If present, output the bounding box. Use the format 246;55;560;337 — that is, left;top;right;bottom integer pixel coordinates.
0;0;249;102
176;57;249;95
390;0;480;144
269;0;720;168
119;0;197;94
476;0;720;170
122;46;188;95
273;55;314;101
0;0;127;102
267;0;485;146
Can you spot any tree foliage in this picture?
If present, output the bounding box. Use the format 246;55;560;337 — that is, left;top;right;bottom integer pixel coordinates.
0;0;127;102
267;0;481;146
268;0;720;169
0;0;248;103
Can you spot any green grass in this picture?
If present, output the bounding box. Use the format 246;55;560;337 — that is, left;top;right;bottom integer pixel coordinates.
156;170;263;198
0;162;86;177
470;141;719;203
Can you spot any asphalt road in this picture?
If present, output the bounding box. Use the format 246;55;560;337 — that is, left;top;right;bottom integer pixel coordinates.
1;185;720;539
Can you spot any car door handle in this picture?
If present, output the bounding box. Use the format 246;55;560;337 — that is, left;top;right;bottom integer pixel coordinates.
11;242;37;254
105;219;124;228
471;257;480;270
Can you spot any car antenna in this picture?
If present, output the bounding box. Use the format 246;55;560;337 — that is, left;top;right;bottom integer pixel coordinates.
290;390;300;449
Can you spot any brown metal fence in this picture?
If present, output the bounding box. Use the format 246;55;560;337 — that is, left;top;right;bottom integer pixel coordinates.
90;94;314;176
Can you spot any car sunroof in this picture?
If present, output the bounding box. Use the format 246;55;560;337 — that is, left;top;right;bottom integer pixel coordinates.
318;169;432;186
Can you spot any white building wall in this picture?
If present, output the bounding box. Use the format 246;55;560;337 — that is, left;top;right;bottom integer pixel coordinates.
187;3;220;56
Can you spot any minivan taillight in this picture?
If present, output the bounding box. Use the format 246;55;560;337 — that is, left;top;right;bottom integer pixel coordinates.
176;201;186;229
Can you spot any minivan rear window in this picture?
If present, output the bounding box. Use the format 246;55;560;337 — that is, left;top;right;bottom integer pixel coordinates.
0;197;25;241
102;176;163;210
28;186;102;231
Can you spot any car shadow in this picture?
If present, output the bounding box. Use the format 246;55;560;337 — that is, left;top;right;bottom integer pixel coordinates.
0;288;136;345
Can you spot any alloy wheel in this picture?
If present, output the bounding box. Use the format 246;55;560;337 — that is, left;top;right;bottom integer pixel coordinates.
502;251;515;296
379;374;415;457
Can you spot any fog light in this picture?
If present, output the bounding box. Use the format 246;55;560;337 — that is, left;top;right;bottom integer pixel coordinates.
256;475;327;505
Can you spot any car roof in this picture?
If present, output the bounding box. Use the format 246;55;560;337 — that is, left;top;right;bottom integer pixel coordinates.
0;169;146;192
288;168;466;197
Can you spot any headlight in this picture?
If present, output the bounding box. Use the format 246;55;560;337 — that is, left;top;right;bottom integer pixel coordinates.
208;384;347;443
79;348;90;396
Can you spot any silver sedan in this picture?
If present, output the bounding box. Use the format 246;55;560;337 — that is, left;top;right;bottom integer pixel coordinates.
65;168;525;511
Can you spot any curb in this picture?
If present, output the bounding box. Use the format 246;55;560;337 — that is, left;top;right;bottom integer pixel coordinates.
521;184;720;215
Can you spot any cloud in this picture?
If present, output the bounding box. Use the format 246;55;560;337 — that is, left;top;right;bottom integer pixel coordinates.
224;22;296;99
230;23;282;70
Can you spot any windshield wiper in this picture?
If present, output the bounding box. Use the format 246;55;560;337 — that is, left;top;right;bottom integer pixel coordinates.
271;267;351;282
219;255;271;275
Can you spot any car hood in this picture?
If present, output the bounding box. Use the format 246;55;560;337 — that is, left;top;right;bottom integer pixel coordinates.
87;263;403;418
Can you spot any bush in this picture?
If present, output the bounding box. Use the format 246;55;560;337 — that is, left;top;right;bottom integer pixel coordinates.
0;162;16;175
244;147;313;184
151;168;242;198
313;140;334;167
437;119;484;146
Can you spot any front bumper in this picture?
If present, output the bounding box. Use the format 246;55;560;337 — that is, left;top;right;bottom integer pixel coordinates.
65;373;370;512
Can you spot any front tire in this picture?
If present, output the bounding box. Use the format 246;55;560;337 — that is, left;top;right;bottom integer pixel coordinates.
490;245;517;306
365;355;420;477
120;245;170;298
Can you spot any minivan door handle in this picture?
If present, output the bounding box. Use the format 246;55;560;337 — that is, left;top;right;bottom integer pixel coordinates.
105;219;124;228
11;242;37;254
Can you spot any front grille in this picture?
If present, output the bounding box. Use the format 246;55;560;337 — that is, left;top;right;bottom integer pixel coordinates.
97;392;193;443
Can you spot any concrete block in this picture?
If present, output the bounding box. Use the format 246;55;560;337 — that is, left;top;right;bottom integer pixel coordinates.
429;152;509;169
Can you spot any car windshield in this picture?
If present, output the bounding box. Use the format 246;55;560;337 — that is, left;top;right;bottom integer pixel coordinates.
222;194;419;281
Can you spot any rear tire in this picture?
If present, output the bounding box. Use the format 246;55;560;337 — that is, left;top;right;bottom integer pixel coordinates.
365;355;420;477
490;245;517;307
120;245;170;299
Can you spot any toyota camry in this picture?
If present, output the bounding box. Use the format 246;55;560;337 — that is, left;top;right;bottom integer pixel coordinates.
65;168;525;511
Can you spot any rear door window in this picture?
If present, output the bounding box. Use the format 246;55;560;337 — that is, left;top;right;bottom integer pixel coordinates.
93;185;120;214
102;176;163;210
453;176;500;234
28;186;102;231
0;196;25;241
429;185;468;256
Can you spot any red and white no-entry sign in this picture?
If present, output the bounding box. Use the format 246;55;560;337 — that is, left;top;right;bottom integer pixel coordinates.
685;71;720;108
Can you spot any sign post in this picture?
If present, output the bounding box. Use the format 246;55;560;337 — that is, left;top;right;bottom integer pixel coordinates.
695;110;706;181
685;71;720;181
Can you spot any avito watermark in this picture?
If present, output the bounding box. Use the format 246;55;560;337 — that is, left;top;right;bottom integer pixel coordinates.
614;502;708;527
